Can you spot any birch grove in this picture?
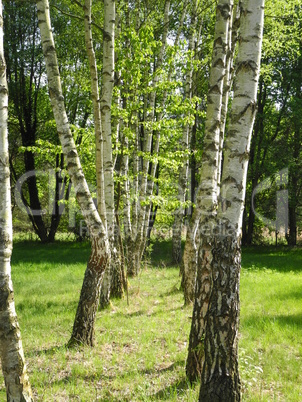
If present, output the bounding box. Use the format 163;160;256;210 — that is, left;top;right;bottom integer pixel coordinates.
0;1;33;399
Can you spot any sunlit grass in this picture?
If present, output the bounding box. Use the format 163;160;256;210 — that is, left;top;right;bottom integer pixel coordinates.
0;240;300;400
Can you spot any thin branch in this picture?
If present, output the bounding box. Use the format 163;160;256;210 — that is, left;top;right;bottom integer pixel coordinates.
51;4;84;23
51;3;104;33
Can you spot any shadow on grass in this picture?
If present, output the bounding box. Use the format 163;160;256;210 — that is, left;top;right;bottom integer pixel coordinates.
48;359;186;389
16;299;77;315
242;313;302;330
242;246;302;273
159;284;182;297
29;344;68;357
150;238;185;268
276;288;302;301
114;305;184;319
12;240;91;266
150;377;195;400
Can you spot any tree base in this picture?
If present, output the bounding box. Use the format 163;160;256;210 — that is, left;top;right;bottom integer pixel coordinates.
199;372;241;402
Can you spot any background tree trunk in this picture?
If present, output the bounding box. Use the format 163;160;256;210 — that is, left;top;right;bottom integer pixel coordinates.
172;0;198;264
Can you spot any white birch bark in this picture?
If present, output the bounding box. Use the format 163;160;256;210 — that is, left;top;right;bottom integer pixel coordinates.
37;0;110;347
99;0;116;307
0;2;33;399
198;0;265;399
186;0;233;381
83;0;106;227
101;0;115;234
217;3;240;189
172;0;198;265
183;2;238;307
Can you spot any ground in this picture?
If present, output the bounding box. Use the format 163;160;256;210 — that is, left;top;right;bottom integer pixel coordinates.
0;238;301;401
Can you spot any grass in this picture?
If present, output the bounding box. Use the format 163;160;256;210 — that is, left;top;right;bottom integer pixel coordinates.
0;239;301;400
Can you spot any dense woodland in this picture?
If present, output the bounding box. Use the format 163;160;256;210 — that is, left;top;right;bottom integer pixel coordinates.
0;0;301;400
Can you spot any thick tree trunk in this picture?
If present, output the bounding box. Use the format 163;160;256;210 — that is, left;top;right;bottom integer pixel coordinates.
197;0;265;399
69;235;109;346
0;4;33;398
182;222;198;305
37;0;110;347
186;0;233;381
198;235;241;402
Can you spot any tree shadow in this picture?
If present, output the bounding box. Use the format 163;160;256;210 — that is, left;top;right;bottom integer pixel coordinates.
12;240;90;265
242;313;302;330
29;344;68;357
150;377;195;400
242;246;302;273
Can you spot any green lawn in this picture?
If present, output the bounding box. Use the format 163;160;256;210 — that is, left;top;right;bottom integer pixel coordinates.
0;240;301;401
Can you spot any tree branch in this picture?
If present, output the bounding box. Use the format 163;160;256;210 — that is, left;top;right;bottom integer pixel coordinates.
51;4;84;23
51;3;104;33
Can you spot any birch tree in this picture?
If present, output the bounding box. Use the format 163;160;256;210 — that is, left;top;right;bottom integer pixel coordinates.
99;0;121;307
185;0;233;381
0;1;33;399
37;0;110;347
182;1;239;307
191;0;265;399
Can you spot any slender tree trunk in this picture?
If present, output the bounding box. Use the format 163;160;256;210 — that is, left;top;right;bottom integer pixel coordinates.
83;0;106;226
182;3;238;304
37;0;110;347
127;0;170;276
198;1;264;399
186;0;233;381
172;0;198;264
244;79;266;245
99;0;118;307
0;3;33;398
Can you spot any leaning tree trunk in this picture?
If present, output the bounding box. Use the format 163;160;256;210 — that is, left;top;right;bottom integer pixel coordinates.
186;0;233;382
198;0;265;399
0;3;33;398
37;0;110;347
